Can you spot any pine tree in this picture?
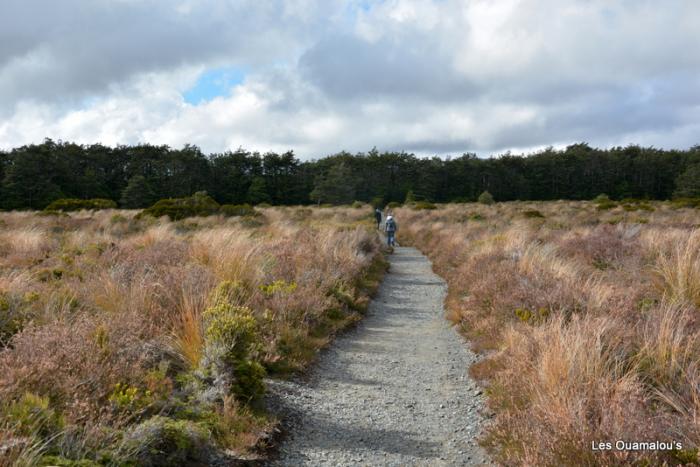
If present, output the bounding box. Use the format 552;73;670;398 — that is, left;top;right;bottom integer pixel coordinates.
673;164;700;198
120;175;155;208
247;176;271;205
310;162;356;205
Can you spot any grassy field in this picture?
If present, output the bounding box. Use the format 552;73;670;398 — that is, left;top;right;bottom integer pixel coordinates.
397;200;700;466
0;207;385;466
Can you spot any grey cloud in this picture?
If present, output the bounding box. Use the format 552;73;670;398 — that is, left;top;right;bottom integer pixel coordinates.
0;0;340;110
299;33;479;101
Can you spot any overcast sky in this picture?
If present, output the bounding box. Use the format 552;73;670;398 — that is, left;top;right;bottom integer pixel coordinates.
1;0;699;158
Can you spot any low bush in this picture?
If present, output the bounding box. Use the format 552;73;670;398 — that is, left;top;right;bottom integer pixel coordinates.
0;293;27;343
201;302;264;402
522;209;544;218
45;198;117;212
410;201;437;210
117;416;211;466
219;203;256;217
139;192;220;220
4;392;64;438
596;200;618;210
671;198;700;209
478;191;495;205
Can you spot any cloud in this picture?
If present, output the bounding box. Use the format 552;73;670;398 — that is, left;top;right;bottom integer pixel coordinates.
1;0;699;157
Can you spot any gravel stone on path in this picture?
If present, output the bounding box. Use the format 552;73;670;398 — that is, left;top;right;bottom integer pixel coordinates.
266;246;490;466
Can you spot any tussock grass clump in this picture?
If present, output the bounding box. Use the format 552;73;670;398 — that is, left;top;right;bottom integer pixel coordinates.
0;206;383;464
397;201;700;465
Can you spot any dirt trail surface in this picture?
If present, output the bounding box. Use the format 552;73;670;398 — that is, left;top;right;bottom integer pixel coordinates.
266;247;490;466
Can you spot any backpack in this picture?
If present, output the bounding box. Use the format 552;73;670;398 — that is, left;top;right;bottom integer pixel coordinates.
386;218;396;232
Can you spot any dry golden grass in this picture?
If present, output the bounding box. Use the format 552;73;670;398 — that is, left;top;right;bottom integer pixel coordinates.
0;207;383;464
398;200;700;466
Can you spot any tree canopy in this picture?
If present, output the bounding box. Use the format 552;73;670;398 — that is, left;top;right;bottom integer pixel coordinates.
1;139;699;210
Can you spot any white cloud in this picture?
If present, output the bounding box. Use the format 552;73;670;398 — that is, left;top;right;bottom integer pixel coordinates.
0;0;699;158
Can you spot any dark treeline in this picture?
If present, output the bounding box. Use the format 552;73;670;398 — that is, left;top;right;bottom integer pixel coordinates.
1;139;699;210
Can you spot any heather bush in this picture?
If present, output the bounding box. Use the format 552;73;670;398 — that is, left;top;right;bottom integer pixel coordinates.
139;191;220;220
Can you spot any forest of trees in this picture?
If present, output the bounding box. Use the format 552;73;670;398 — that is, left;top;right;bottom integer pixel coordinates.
0;139;699;210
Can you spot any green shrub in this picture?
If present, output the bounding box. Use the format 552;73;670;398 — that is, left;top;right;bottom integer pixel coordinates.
468;213;485;221
219;203;256;217
593;194;610;203
596;200;618;210
44;198;117;212
256;202;272;208
139;192;220;220
211;280;250;306
4;392;63;438
118;416;210;467
478;191;495;205
620;199;655;212
201;303;265;401
514;307;550;325
259;280;297;296
36;268;65;282
203;304;258;363
231;360;266;401
671;198;700;209
386;201;402;209
351;201;364;209
108;383;153;413
522;209;544;218
411;201;437;210
0;293;25;343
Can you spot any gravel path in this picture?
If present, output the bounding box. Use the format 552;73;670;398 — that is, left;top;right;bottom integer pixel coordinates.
266;246;490;466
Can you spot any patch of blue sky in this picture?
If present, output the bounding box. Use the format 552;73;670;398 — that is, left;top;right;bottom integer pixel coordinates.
183;67;246;105
344;0;382;19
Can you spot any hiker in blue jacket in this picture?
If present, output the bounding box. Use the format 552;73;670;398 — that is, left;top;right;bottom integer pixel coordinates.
384;214;397;247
